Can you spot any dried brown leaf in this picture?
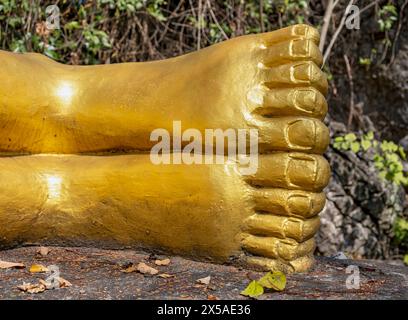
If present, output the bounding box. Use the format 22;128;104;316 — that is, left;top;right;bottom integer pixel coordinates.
39;277;72;289
17;282;46;294
57;277;72;288
196;276;211;285
158;273;175;278
155;258;171;266
37;247;49;256
136;262;159;275
121;264;138;273
0;260;25;269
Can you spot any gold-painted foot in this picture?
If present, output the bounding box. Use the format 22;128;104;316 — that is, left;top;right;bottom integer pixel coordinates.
0;24;330;273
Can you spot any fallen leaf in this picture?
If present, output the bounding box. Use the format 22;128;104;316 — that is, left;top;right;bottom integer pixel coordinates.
29;264;49;273
38;279;51;289
158;273;175;278
207;294;218;300
17;282;46;294
240;280;264;298
121;262;159;275
37;247;49;256
121;264;138;273
155;258;170;266
0;260;25;269
136;262;158;275
39;277;72;289
257;271;286;291
196;275;211;285
57;277;72;288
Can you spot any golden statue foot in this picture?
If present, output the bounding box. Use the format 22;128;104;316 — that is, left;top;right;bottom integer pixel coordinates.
0;25;330;273
0;153;329;273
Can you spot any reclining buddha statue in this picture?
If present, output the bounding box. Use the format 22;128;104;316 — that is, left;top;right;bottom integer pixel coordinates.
0;24;329;273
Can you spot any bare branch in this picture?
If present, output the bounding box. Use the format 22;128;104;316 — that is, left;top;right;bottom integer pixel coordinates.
320;0;336;52
343;54;355;129
323;0;355;65
207;0;229;40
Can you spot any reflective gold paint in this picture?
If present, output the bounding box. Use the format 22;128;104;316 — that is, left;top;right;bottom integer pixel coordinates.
0;25;330;273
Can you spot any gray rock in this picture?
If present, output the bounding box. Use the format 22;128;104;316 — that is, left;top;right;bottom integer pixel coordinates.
316;122;407;259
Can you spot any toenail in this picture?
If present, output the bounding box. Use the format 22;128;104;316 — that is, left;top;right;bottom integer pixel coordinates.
293;25;309;37
286;119;316;149
292;62;320;82
285;218;303;239
291;39;309;57
293;89;318;113
293;25;320;43
287;154;318;188
287;194;312;216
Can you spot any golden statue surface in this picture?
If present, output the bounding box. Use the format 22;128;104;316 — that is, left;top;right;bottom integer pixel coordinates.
0;24;329;273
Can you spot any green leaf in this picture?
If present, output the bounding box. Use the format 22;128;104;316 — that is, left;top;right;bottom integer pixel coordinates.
257;271;286;291
366;131;374;140
398;147;406;160
351;142;360;153
404;254;408;266
361;139;371;151
64;21;80;31
344;133;357;142
240;280;264;298
341;142;350;150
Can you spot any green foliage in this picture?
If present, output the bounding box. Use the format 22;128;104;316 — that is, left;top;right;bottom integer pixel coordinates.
0;0;171;64
277;0;309;25
404;254;408;266
377;3;398;32
147;0;167;21
98;0;144;12
83;28;111;54
359;57;371;67
0;0;317;63
323;65;334;81
333;132;408;186
394;218;408;245
241;271;286;298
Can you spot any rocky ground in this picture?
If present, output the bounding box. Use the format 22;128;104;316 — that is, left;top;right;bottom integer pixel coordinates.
316;120;408;259
0;246;406;300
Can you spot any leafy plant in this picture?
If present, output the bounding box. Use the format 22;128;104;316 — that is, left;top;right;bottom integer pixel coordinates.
359;57;371;67
377;4;398;32
99;0;144;12
83;27;111;54
241;271;286;298
394;219;408;264
333;132;408;186
276;0;309;26
394;218;408;245
147;0;167;21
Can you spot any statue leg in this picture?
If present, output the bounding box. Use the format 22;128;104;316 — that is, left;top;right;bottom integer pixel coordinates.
0;24;327;154
0;24;330;272
0;152;328;273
